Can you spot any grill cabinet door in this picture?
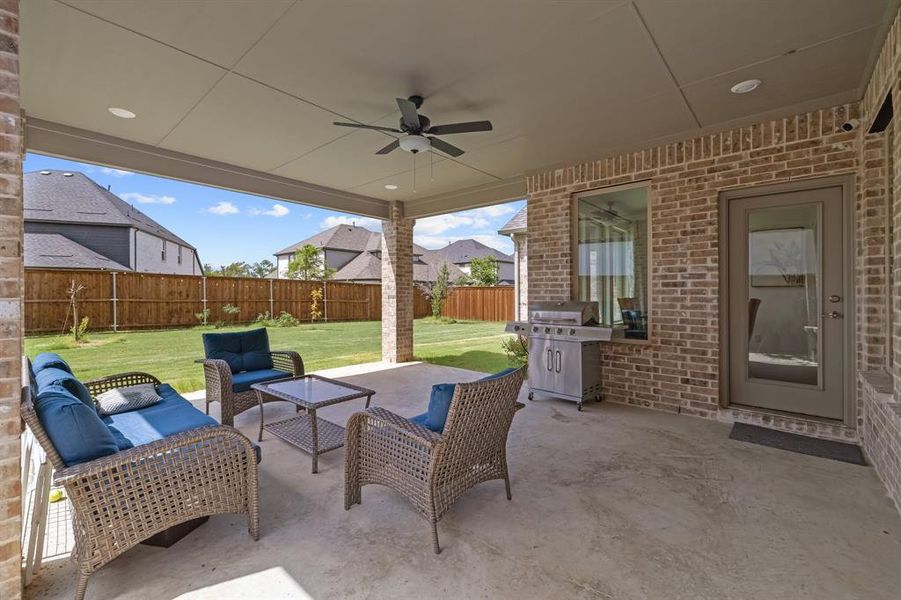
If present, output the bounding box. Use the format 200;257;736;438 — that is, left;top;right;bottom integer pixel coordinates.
555;340;584;399
528;336;558;394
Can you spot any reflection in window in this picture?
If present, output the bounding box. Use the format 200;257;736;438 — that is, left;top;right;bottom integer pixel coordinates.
575;184;649;340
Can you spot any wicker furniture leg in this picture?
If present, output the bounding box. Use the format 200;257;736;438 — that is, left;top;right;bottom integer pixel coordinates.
431;520;441;554
310;408;320;474
75;572;89;600
257;390;265;442
365;393;372;408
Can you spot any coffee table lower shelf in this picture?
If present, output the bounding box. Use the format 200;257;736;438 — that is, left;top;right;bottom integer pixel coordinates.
263;413;345;473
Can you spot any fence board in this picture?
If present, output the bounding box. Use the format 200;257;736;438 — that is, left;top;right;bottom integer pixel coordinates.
24;269;511;333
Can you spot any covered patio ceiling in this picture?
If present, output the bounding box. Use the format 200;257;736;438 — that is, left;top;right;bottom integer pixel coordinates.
21;0;899;218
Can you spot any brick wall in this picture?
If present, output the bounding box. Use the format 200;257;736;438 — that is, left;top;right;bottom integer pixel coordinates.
0;0;20;597
381;201;414;362
527;104;859;422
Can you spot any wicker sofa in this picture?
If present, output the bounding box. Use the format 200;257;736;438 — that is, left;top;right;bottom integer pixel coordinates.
23;354;260;600
345;367;525;553
199;328;304;427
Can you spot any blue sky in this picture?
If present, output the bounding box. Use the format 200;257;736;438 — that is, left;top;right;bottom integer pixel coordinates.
24;153;525;268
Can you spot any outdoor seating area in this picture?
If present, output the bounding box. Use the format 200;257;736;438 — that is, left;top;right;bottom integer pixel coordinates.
9;2;901;599
21;361;901;599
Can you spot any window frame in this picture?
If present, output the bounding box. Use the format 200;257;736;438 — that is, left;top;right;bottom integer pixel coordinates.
161;239;167;262
570;180;653;344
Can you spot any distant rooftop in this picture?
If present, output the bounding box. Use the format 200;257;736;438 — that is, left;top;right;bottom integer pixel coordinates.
498;206;526;235
24;232;130;271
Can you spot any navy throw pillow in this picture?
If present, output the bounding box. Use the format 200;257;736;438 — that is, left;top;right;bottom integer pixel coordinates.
425;383;457;433
32;352;72;374
35;384;119;466
35;367;94;408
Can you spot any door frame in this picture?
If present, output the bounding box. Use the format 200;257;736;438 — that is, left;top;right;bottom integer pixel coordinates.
718;175;856;426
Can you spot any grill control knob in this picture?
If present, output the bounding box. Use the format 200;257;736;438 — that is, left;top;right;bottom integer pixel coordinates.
556;328;562;334
569;329;575;335
544;327;550;333
532;326;538;333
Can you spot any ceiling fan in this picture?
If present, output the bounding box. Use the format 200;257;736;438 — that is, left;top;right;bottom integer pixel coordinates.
333;95;492;157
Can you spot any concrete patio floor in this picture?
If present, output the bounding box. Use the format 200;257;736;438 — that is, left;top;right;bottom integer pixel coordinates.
26;362;901;600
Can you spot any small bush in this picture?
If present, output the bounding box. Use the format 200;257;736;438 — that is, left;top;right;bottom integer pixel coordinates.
194;308;210;325
255;311;301;328
501;335;528;367
222;304;241;317
71;316;90;343
310;288;323;322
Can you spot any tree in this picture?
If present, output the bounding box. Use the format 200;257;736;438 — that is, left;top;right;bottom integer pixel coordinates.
468;255;500;286
286;244;335;281
205;262;250;277
249;259;275;278
429;263;451;318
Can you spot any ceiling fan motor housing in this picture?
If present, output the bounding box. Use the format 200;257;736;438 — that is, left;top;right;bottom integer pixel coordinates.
400;114;430;132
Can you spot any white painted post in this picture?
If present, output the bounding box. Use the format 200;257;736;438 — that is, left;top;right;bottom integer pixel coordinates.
202;276;208;325
111;271;118;332
269;279;274;316
323;281;329;322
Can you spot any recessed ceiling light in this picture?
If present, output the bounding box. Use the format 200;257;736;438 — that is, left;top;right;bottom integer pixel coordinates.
730;79;761;94
384;184;398;190
108;107;136;119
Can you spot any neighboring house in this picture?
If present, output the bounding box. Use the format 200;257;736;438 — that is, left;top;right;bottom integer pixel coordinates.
499;206;527;320
24;170;202;274
430;238;515;285
274;224;464;284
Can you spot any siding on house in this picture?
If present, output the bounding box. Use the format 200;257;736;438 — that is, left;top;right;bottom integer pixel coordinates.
24;221;131;268
132;229;200;275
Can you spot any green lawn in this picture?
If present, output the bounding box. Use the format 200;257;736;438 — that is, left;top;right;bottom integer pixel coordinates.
25;319;514;392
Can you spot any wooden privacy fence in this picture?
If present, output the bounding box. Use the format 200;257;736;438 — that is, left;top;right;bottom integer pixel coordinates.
25;270;513;334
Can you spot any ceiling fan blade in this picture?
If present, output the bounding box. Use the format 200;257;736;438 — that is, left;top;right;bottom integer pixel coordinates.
375;139;400;155
428;136;465;157
333;121;402;133
427;120;493;135
396;97;421;131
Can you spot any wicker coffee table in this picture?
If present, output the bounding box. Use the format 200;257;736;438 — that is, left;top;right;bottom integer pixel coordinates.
252;374;375;474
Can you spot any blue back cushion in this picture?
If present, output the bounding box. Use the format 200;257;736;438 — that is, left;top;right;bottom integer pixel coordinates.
27;358;37;394
32;352;72;374
35;384;119;466
203;328;273;373
424;368;519;433
35;367;94;407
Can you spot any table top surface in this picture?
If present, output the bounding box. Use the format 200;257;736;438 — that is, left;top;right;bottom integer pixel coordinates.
251;374;375;409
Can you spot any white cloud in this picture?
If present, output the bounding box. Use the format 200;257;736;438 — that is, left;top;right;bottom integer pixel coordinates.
415;213;490;235
206;201;239;215
464;204;515;218
100;167;133;177
415;233;513;255
119;192;176;205
319;215;382;231
248;203;290;218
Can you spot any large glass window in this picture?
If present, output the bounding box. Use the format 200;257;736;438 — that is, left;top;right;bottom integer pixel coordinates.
575;184;649;340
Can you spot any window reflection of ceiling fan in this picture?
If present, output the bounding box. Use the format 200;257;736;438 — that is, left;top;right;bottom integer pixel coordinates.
333;95;492;157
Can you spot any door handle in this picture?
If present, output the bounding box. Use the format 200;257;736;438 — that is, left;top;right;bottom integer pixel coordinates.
555;350;561;373
821;311;843;319
547;349;553;371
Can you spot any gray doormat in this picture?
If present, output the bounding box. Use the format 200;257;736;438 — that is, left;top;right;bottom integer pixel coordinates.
729;423;866;465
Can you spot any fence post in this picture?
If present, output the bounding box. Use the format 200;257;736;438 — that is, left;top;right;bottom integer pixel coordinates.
201;276;208;325
111;271;118;332
323;281;328;322
269;279;274;316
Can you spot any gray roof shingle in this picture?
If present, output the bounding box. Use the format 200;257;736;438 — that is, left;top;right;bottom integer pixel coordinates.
24;170;195;248
498;206;527;234
25;232;131;270
274;224;377;256
430;238;513;264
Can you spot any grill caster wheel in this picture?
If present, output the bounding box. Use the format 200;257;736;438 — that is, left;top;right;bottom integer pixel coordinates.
577;403;583;412
528;391;534;401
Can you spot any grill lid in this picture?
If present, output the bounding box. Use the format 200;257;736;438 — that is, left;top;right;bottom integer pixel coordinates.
529;301;598;326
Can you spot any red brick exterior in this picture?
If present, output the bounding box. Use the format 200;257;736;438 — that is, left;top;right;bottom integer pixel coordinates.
527;105;859;422
0;0;20;596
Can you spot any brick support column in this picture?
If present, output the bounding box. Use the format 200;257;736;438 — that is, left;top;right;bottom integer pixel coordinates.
381;202;414;362
0;1;21;598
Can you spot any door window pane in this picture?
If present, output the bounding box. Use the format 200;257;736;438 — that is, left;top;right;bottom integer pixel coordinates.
747;205;820;385
575;185;649;340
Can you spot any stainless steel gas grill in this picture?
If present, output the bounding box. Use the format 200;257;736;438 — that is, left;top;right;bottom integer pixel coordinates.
505;301;613;411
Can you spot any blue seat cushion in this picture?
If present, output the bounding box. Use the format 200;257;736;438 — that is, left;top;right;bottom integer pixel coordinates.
35;367;94;408
409;413;430;428
231;368;289;393
422;368;520;433
32;352;72;374
102;383;218;448
203;328;273;373
35;384;119;466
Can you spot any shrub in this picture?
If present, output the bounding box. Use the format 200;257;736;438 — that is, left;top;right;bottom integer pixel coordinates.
71;316;90;343
194;308;210;325
254;311;301;328
310;288;323;322
501;335;528;367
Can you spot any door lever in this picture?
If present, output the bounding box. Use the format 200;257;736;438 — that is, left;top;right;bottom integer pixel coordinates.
821;311;842;319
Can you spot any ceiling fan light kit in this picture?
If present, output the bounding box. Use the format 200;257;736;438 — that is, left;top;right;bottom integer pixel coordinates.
332;95;493;158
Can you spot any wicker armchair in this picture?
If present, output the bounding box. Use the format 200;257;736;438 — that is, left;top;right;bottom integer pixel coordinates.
200;350;304;426
22;372;260;600
344;367;525;554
